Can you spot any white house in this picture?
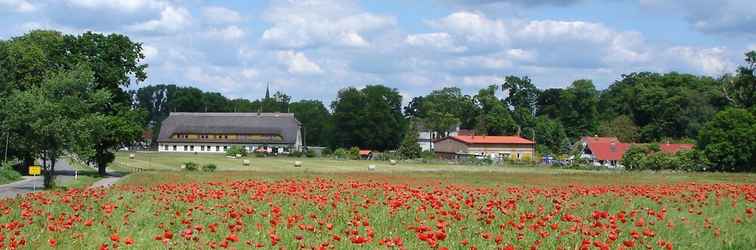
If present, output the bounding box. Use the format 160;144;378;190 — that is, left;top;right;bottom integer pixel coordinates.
416;121;461;151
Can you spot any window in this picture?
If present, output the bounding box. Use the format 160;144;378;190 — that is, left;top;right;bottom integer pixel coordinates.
216;146;220;152
190;145;195;151
184;145;188;151
223;146;228;151
173;145;177;151
200;145;205;151
163;145;168;151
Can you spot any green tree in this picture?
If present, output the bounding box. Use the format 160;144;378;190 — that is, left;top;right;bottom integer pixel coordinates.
560;80;599;138
1;66;102;187
599;72;722;141
474;85;517;135
331;85;405;151
398;122;422;159
536;88;563;119
534;116;567;155
697;108;756;171
721;51;756;109
290;100;332;147
621;146;648;171
598;115;640;142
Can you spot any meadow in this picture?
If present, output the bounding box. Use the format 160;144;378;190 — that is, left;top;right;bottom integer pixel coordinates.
0;152;753;249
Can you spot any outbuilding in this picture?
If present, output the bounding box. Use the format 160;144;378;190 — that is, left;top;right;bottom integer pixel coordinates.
433;135;535;160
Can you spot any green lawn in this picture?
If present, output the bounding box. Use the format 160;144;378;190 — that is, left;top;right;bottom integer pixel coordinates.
113;151;756;186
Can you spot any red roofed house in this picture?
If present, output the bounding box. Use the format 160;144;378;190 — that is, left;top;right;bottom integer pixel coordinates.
433;135;535;160
579;136;694;168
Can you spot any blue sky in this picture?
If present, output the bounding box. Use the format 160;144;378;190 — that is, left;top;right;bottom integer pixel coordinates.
1;0;754;103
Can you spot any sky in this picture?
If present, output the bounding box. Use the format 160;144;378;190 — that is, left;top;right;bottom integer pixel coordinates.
1;0;754;103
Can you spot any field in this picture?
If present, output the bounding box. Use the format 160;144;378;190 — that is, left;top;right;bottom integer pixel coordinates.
0;152;754;249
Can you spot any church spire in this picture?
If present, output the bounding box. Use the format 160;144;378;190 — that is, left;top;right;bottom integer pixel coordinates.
265;82;270;100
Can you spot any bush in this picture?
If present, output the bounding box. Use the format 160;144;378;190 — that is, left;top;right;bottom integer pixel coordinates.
305;150;316;158
349;147;361;160
254;152;266;158
225;145;248;157
289;151;304;158
201;164;217;172
183;162;198;171
420;150;435;160
0;163;22;182
333;148;348;159
321;148;333;156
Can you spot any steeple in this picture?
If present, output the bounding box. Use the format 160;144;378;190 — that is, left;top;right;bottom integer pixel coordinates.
265;82;270;100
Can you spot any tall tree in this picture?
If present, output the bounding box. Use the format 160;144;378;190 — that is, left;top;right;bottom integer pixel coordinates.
1;66;101;187
533;116;567;155
289;100;332;147
331;85;404;150
598;115;640;142
474;85;517;135
697;108;756;172
721;51;756;109
559;79;599;138
398;122;422;159
599;72;721;141
536;88;563;119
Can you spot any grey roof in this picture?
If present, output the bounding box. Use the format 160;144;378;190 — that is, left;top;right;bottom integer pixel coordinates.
157;112;301;144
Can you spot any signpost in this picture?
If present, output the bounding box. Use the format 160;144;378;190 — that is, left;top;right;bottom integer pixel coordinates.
28;166;41;191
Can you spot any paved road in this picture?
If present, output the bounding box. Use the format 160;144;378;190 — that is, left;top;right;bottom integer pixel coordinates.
89;171;125;188
0;160;76;199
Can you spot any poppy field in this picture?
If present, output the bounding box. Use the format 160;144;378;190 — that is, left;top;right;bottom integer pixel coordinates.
0;171;755;249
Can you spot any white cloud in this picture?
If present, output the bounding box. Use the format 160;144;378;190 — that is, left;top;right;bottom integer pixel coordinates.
277;51;324;75
406;32;467;53
0;0;36;12
202;6;243;24
665;47;735;76
128;6;191;33
260;0;395;49
63;0;166;12
142;45;159;61
640;0;756;35
206;25;245;41
241;68;259;79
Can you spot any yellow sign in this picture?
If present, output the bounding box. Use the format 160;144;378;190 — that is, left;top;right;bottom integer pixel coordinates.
28;166;41;176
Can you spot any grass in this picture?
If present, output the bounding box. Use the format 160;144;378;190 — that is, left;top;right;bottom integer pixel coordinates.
113;151;756;186
0;152;753;249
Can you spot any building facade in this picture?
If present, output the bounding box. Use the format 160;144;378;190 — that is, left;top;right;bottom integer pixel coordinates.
416;121;461;151
434;135;535;160
157;112;302;154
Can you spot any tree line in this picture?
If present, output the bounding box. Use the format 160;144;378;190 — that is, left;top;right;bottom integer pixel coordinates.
1;30;754;185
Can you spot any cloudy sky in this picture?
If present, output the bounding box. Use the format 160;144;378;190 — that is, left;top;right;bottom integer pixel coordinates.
1;0;754;103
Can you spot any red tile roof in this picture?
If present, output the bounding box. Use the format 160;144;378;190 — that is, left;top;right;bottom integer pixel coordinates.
586;142;632;161
659;144;695;154
359;150;372;156
581;137;695;161
443;135;534;145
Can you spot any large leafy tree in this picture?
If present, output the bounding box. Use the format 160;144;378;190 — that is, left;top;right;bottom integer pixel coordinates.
289;100;332;147
559;80;599;138
331;85;404;151
2;66;103;187
1;30;147;177
474;85;517;135
599;72;722;142
598;115;640;142
721;51;756;109
697;108;756;172
533;116;567;155
537;88;564;119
